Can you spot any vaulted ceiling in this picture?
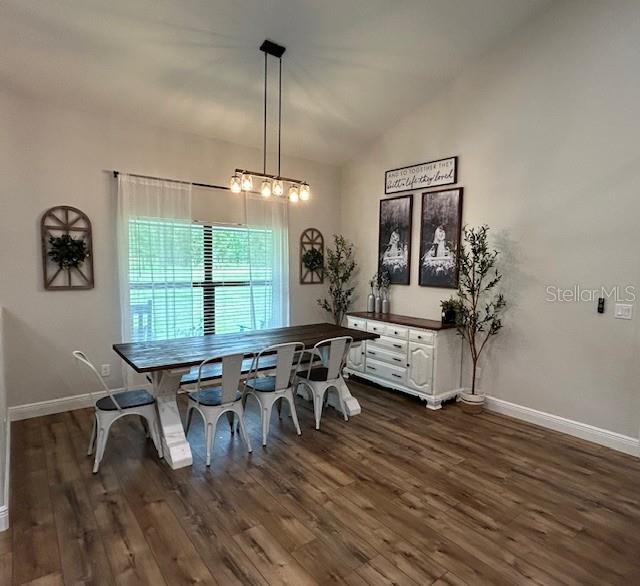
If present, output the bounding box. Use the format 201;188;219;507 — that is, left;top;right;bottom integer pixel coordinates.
0;0;550;164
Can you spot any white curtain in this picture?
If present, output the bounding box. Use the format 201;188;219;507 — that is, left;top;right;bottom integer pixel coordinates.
117;174;193;343
244;193;290;329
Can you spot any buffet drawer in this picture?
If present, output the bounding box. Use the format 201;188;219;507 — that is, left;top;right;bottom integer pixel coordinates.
364;358;406;385
365;345;406;367
367;336;408;354
384;324;409;339
347;317;366;331
365;321;409;339
409;329;435;345
366;320;385;336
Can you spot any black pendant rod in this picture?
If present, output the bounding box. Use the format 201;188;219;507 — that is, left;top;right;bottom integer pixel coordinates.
263;50;268;176
278;56;282;177
111;170;259;194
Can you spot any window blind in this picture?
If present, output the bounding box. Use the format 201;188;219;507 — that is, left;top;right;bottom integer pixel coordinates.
128;220;273;342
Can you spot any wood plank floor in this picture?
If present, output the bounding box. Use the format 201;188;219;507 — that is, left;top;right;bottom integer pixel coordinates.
6;380;640;585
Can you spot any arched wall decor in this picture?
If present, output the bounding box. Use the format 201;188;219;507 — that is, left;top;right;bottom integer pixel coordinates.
41;205;94;290
299;228;324;285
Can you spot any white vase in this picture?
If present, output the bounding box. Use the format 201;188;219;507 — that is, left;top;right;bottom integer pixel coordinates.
374;296;382;313
381;298;390;314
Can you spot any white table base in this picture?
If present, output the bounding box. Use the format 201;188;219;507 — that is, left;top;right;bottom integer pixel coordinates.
151;369;192;469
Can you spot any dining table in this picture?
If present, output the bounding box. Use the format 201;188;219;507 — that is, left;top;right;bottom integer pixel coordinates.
113;322;379;469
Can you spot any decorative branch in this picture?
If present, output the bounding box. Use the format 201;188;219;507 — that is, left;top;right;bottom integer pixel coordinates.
317;234;357;325
453;225;506;394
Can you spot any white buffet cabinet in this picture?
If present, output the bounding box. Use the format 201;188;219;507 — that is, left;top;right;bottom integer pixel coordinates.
344;312;463;410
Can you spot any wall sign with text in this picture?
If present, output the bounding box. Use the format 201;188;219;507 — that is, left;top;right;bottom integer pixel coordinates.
385;156;457;194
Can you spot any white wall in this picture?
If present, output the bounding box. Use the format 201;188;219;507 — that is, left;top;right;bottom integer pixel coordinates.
0;91;340;407
340;0;640;438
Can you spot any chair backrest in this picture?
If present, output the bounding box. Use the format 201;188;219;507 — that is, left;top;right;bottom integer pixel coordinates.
131;299;153;341
248;342;305;391
194;352;248;405
72;350;122;410
303;336;352;381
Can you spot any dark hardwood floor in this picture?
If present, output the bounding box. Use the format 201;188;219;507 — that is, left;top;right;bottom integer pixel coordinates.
5;380;640;585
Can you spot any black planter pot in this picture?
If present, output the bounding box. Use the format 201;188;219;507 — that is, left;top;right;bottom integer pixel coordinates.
442;308;457;325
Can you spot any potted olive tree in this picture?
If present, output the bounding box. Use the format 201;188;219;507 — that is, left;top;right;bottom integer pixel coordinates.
317;235;357;325
455;225;506;414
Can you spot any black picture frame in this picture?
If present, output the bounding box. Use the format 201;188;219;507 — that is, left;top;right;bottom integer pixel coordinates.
419;188;464;288
378;194;413;285
385;156;458;195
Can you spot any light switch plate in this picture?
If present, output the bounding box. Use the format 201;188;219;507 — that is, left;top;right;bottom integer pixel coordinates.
101;364;111;377
614;303;633;320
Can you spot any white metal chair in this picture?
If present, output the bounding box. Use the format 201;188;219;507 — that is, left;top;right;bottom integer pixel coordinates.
295;336;353;430
73;351;163;473
243;342;304;446
184;353;252;466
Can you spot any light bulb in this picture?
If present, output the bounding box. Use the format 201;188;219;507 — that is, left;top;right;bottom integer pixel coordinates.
240;173;253;191
229;173;242;193
272;179;284;196
299;183;310;201
260;179;272;198
288;184;299;203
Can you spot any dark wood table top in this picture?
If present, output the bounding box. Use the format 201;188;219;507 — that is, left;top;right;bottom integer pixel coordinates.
113;322;378;373
348;311;454;331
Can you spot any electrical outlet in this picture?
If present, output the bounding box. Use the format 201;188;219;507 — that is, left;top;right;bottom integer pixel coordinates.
614;303;633;320
100;364;111;377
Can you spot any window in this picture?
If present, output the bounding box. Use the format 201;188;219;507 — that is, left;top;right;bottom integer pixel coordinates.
128;220;273;342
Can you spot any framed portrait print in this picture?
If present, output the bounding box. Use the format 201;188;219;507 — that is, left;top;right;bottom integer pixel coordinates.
419;188;463;288
378;194;412;285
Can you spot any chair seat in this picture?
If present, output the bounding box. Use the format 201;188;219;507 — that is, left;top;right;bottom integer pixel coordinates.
245;376;279;392
298;367;331;382
188;387;242;406
96;389;155;411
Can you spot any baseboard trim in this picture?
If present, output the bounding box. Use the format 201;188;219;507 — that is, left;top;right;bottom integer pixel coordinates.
0;418;10;532
8;383;158;422
0;506;8;533
485;396;640;457
9;392;104;421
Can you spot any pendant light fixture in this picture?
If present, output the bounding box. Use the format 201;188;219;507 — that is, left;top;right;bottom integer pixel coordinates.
229;40;310;202
299;182;310;201
229;172;242;193
260;178;272;198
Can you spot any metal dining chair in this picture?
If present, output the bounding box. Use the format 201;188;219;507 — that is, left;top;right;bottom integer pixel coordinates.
184;353;253;466
295;336;353;430
243;342;304;446
73;350;163;473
